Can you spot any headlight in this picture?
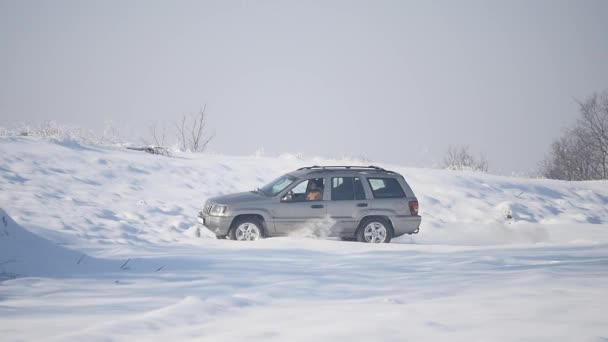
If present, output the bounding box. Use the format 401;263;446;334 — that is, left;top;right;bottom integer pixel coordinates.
209;205;227;216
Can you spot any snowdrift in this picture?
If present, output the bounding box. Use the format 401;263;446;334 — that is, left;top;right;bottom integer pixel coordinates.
0;208;87;278
0;208;123;279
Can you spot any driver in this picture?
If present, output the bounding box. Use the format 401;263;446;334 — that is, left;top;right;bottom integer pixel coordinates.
306;179;323;201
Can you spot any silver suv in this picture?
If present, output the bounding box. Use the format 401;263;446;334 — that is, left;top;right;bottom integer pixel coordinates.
198;166;421;243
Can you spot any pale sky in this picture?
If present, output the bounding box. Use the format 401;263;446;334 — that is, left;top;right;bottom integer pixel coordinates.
1;0;607;174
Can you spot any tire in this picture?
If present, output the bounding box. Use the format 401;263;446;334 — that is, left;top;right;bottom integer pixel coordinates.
356;217;393;243
229;217;265;241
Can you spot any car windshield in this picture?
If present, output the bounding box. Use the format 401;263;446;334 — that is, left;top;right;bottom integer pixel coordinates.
258;175;297;196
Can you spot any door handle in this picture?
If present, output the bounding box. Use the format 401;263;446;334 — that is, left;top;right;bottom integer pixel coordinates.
356;203;368;207
311;204;324;209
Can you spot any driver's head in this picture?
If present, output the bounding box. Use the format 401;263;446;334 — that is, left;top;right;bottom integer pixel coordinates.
309;181;319;190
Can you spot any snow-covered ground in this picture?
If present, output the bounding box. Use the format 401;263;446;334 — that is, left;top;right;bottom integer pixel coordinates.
1;136;608;341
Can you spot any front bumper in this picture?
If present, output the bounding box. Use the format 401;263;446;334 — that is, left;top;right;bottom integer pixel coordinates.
198;211;232;236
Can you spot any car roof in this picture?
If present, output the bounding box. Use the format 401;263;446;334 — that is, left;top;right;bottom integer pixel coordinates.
289;165;401;178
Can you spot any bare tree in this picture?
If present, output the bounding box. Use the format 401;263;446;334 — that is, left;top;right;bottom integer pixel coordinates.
577;92;608;179
190;105;213;152
149;123;167;147
175;115;187;151
541;129;595;181
542;92;608;180
443;145;488;172
175;105;215;152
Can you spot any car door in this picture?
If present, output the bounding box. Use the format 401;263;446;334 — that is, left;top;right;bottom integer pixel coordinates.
272;178;328;235
325;176;370;236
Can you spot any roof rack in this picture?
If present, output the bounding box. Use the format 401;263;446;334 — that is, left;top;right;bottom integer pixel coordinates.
297;165;387;171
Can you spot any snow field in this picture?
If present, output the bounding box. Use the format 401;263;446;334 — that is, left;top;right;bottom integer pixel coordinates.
1;136;608;341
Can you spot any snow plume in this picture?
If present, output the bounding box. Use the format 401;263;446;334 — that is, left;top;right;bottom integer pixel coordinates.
403;222;552;246
288;216;338;239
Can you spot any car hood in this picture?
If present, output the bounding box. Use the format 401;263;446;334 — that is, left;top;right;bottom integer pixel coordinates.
208;191;269;205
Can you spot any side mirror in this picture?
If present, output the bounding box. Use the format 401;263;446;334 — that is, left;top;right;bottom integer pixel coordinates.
281;192;293;202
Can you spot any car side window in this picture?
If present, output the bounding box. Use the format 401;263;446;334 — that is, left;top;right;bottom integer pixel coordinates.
305;178;324;201
331;177;366;200
287;178;325;201
367;177;406;199
290;180;309;200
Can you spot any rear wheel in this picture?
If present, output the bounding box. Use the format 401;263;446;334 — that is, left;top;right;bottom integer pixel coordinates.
229;217;264;241
356;218;392;243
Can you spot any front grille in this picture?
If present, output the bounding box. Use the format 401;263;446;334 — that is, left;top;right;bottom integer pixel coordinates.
203;203;213;215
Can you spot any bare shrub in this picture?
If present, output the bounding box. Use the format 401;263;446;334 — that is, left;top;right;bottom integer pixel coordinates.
542;92;608;180
99;121;123;145
149;123;167;148
2;121;96;143
443;145;488;172
174;105;214;152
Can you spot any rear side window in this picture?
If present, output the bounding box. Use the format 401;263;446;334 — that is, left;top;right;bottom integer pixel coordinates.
367;178;406;199
331;177;366;200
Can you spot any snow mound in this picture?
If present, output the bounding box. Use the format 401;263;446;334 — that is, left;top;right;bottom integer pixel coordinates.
0;208;87;279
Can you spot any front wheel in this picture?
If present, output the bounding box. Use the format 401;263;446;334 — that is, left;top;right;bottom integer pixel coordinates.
229;217;264;241
356;218;392;243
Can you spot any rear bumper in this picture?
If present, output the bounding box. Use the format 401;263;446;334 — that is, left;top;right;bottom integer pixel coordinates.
198;211;232;236
391;215;421;237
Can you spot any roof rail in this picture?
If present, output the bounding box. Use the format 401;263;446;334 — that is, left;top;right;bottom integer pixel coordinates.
297;165;387;171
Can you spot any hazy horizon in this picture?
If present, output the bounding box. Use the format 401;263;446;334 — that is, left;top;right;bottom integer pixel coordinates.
2;0;607;174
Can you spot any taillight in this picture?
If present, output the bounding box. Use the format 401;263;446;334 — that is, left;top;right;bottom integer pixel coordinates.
408;200;419;216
